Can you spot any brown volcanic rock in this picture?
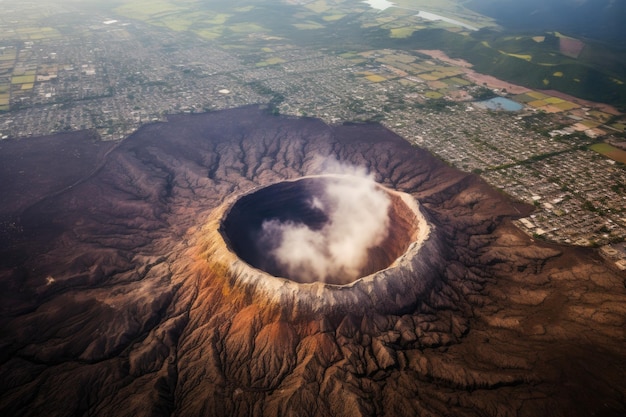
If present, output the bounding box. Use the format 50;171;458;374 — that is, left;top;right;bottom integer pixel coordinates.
0;106;624;417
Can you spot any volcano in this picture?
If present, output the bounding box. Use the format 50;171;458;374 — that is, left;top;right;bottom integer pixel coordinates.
0;106;624;417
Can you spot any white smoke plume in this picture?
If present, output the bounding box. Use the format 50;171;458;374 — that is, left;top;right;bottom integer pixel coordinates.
259;162;391;283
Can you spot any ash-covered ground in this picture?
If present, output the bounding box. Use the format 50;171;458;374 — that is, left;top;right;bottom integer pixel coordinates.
0;106;624;417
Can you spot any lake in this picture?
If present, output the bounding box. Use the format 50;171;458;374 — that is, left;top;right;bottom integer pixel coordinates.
474;97;524;112
363;0;395;11
416;11;478;31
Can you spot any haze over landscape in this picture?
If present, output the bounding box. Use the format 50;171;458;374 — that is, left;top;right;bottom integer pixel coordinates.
0;1;625;416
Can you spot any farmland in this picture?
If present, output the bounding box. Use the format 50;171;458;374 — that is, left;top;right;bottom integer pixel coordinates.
590;143;626;164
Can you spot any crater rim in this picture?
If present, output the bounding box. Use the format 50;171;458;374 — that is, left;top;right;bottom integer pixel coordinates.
218;174;427;286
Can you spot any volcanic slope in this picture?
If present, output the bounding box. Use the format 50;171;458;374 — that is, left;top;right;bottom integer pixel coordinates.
0;106;624;417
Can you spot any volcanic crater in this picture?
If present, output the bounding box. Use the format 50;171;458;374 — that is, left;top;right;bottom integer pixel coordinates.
221;175;424;284
0;106;624;417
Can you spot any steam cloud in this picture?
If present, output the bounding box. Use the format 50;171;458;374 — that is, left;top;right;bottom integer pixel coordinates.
259;164;391;283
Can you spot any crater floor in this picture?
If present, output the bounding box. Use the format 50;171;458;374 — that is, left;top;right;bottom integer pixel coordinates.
0;106;624;417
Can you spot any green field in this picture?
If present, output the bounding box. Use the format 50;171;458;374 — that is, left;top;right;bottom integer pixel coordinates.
323;14;345;22
424;91;444;99
390;27;417;38
293;22;325;30
444;76;470;86
305;0;330;13
11;75;36;84
590;143;626;164
610;123;626;132
364;74;386;83
256;57;286;67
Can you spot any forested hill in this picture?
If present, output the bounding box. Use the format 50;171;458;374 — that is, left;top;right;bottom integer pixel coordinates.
466;0;626;44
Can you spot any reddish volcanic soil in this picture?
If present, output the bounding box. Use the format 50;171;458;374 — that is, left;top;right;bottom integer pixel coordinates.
0;106;624;417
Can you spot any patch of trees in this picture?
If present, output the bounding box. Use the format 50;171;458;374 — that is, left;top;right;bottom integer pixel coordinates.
417;98;459;112
472;86;497;101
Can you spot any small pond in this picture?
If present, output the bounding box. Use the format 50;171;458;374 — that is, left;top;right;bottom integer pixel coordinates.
474;97;524;112
363;0;395;11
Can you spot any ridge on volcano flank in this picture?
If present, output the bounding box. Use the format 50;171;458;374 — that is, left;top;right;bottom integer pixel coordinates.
221;175;420;285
